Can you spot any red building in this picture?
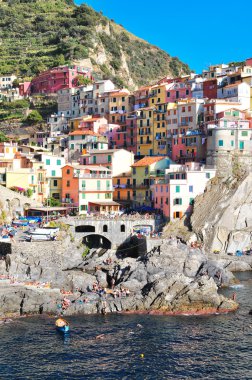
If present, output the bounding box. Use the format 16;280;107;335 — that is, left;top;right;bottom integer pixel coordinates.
203;79;217;99
29;65;93;95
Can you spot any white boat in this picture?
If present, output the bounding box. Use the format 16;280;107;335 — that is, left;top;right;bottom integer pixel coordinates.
29;228;59;236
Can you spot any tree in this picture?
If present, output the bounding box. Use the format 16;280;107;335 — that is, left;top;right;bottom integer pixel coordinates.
25;110;43;125
12;78;20;88
0;132;9;142
45;197;61;207
75;75;92;86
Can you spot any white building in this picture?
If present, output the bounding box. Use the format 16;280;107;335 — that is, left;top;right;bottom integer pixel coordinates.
0;75;17;89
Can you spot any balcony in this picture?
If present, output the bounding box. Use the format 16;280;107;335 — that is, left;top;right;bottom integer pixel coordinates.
132;183;149;189
136;114;146;119
114;184;132;189
74;173;112;179
139;140;152;145
150;170;165;177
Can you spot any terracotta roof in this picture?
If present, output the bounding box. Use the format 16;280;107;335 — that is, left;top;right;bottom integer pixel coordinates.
69;130;101;136
132;156;166;167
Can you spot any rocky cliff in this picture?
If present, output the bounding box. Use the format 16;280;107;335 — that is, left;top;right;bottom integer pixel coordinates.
190;173;252;255
0;233;237;318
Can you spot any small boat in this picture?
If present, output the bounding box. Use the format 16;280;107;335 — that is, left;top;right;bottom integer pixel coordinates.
55;318;70;333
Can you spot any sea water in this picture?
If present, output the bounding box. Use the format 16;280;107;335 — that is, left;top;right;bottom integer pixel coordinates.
0;272;252;380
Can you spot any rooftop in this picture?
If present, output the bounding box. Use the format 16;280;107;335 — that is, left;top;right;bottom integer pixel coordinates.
132;156;167;167
69;130;101;136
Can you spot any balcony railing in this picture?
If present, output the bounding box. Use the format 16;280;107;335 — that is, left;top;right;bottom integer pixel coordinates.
149;170;165;177
74;173;112;179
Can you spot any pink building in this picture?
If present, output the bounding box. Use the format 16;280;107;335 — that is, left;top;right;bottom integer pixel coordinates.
165;82;191;102
19;82;31;97
30;65;93;95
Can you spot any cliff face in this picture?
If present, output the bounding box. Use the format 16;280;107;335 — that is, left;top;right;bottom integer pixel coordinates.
0;0;191;88
190;174;252;254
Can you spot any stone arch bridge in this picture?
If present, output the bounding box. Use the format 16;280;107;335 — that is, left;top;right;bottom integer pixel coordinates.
66;217;158;249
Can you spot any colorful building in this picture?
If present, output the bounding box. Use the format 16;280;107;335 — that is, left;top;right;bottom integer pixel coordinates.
30;65;93;95
61;164;119;214
113;171;132;208
131;156;171;208
136;107;155;156
152;162;216;220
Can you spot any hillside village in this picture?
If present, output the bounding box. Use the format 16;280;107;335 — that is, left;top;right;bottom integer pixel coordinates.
1;58;252;221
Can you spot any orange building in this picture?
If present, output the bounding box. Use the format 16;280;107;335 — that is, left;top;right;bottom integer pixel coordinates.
113;171;132;208
61;165;79;206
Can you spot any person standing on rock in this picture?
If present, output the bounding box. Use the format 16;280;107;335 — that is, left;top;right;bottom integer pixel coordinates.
5;254;11;272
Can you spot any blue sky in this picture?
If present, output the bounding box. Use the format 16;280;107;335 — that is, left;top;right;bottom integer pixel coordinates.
76;0;252;73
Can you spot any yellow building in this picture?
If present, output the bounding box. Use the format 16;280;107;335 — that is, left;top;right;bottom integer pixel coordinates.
136;107;155;156
113;171;132;208
153;103;167;156
6;168;38;200
148;84;167;106
108;89;133;125
131;156;170;207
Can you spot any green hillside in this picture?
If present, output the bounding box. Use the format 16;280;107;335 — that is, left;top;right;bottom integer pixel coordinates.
0;0;191;88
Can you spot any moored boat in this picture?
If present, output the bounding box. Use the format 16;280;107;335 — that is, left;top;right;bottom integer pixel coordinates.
55;318;70;333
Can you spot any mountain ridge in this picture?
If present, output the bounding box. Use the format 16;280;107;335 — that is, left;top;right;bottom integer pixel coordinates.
0;0;191;88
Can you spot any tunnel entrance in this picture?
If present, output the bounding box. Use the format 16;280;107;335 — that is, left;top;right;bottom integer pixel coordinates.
83;234;112;249
76;225;95;233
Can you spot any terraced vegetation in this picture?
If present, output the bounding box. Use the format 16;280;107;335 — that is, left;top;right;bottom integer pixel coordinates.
0;0;191;87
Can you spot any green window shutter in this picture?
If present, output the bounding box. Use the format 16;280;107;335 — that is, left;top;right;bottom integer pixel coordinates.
179;198;182;205
97;180;101;190
231;130;234;136
82;180;86;189
223;120;227;127
97;193;100;199
101;143;103;149
57;159;61;165
46;159;50;165
51;170;56;176
82;135;85;140
218;140;224;147
71;136;74;140
206;173;210;179
71;144;74;150
106;180;110;189
242;131;248;137
231;140;234;147
239;141;244;150
176;185;180;193
82;193;86;199
108;155;111;163
93;156;96;164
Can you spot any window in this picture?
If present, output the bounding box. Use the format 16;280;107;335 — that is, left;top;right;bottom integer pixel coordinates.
106;180;110;190
82;193;86;199
97;180;101;190
46;159;50;165
239;141;244;150
108;155;112;163
231;130;234;136
189;185;193;192
206;173;210;179
66;169;70;175
105;193;111;199
242;131;248;137
122;97;125;102
174;198;182;205
51;170;56;176
57;159;61;165
231;140;234;147
82;180;86;189
71;144;74;150
121;225;125;232
176;185;180;193
53;180;58;187
66;180;70;187
103;225;108;232
93;156;96;164
133;168;136;175
80;205;87;211
189;198;194;205
218;140;224;147
167;91;170;97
